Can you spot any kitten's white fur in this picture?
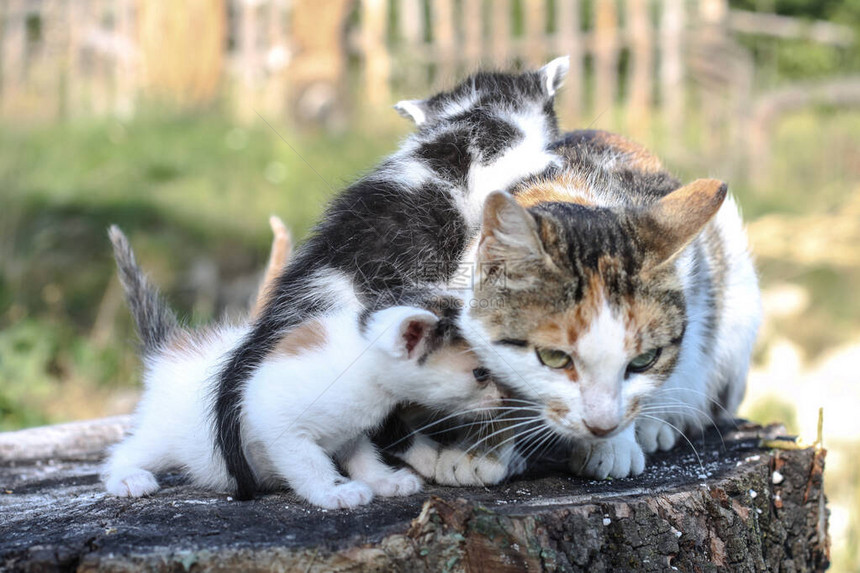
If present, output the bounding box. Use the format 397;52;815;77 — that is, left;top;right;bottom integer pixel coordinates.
105;305;500;508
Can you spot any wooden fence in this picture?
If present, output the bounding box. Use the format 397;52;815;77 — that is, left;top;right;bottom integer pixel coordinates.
0;0;855;166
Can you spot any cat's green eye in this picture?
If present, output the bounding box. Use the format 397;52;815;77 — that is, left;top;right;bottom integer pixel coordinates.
536;348;572;369
627;348;662;374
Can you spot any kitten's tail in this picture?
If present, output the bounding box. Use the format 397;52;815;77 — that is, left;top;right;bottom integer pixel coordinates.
108;225;178;354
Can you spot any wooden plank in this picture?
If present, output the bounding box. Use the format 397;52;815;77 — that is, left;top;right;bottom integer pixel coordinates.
523;0;546;67
592;0;618;123
626;0;653;137
432;0;457;85
660;0;684;147
115;0;136;118
264;0;289;120
556;0;583;123
728;10;855;46
462;0;483;65
362;0;391;106
1;0;26;116
491;0;511;67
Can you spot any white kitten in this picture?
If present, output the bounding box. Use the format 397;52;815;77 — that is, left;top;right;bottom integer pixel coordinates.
103;227;499;508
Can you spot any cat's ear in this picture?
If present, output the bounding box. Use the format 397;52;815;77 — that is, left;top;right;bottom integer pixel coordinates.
478;191;546;263
366;306;438;361
539;56;570;97
638;179;728;269
394;99;431;126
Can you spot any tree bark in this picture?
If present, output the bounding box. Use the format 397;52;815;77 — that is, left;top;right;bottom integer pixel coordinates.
0;420;829;572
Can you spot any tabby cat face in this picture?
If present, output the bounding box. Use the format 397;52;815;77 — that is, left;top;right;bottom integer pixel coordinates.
469;181;726;440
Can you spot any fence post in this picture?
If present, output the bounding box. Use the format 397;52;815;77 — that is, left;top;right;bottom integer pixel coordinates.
362;0;391;107
660;0;684;149
0;0;25;116
556;0;583;125
432;0;457;86
523;0;546;67
697;0;729;155
593;0;619;124
288;0;352;124
491;0;511;66
627;0;653;139
462;0;483;67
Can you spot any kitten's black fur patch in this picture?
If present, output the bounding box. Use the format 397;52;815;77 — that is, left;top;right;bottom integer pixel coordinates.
214;65;565;499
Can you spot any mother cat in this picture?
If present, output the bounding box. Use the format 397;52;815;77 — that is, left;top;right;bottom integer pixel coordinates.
452;130;761;480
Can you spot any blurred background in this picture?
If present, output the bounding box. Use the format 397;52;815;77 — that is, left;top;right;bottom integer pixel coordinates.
0;0;857;568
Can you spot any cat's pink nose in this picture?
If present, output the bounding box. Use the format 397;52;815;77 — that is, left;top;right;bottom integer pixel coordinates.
584;422;618;437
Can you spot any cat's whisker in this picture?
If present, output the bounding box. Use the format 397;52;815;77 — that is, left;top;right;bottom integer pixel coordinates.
650;388;740;428
471;422;546;467
460;418;543;460
520;426;558;461
414;416;542;441
638;402;727;451
638;414;705;473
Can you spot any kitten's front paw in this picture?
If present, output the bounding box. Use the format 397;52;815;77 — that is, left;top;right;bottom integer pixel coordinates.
434;449;509;486
400;443;440;480
636;418;678;454
367;468;423;497
568;432;646;480
105;469;160;497
311;481;374;509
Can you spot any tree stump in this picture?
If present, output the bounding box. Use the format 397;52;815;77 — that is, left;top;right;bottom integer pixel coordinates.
0;418;829;572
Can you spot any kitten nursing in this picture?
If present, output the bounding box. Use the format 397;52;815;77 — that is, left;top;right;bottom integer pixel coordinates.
104;225;500;508
105;59;761;503
214;58;572;498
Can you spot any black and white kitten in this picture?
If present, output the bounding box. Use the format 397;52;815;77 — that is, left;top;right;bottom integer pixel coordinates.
215;58;571;498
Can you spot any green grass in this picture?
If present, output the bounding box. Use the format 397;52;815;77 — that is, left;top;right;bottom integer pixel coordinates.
0;112;407;430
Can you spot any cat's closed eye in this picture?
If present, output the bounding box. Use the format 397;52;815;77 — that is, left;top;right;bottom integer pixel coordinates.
626;347;662;375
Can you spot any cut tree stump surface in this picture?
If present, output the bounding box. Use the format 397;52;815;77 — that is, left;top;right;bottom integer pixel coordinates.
0;418;829;572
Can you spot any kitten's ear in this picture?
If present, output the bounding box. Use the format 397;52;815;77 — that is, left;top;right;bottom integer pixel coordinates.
366;306;438;361
394;99;430;126
478;191;546;263
639;179;728;269
539;56;570;97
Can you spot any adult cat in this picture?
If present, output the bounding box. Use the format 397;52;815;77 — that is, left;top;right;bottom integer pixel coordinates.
454;130;761;480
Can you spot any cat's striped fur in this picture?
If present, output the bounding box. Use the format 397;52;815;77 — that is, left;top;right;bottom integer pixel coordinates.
454;129;761;480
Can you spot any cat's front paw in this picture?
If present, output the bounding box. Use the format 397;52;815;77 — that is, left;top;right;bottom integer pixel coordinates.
568;431;645;480
366;468;423;497
310;481;374;509
434;448;509;486
636;418;678;454
105;469;160;497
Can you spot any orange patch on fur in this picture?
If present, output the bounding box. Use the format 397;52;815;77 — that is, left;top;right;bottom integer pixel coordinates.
515;173;594;208
592;131;664;174
271;320;327;357
547;400;570;421
532;271;607;349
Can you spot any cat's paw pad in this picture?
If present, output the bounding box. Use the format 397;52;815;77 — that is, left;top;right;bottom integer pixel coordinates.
433;449;508;486
368;469;423;497
313;481;374;509
637;419;678;453
569;437;645;480
105;469;160;497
